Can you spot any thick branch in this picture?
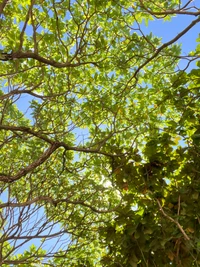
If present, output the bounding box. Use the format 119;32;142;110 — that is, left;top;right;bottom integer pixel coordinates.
0;124;117;157
0;125;54;144
0;143;60;182
0;82;44;100
4;51;98;68
0;0;8;17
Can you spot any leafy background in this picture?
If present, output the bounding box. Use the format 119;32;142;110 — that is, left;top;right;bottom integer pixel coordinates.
0;0;200;266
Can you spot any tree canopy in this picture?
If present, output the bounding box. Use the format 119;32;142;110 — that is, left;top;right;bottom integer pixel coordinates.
0;0;200;266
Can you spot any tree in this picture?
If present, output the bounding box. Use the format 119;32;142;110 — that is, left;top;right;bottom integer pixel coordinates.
0;0;200;266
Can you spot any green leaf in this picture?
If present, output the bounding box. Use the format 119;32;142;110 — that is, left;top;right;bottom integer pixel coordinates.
0;1;200;266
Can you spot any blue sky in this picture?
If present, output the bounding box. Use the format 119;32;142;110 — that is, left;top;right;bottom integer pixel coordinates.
142;11;199;71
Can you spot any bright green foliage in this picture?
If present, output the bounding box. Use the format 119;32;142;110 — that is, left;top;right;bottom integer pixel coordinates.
0;0;200;266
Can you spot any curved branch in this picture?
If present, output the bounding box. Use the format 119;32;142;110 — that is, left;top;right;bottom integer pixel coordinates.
0;195;121;214
133;15;200;79
0;142;60;182
0;125;54;144
0;125;118;158
138;0;200;17
157;199;190;241
0;82;44;100
5;51;99;68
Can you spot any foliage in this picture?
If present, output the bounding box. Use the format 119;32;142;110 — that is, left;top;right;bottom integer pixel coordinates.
0;0;200;266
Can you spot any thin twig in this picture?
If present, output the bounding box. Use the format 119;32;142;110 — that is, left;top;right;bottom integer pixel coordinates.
178;195;181;216
156;198;190;241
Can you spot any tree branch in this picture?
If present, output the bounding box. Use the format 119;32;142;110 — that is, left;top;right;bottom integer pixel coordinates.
0;195;121;214
4;51;99;68
138;0;200;17
0;125;54;144
133;15;200;79
157;199;190;241
0;124;118;157
0;142;60;182
0;0;8;17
